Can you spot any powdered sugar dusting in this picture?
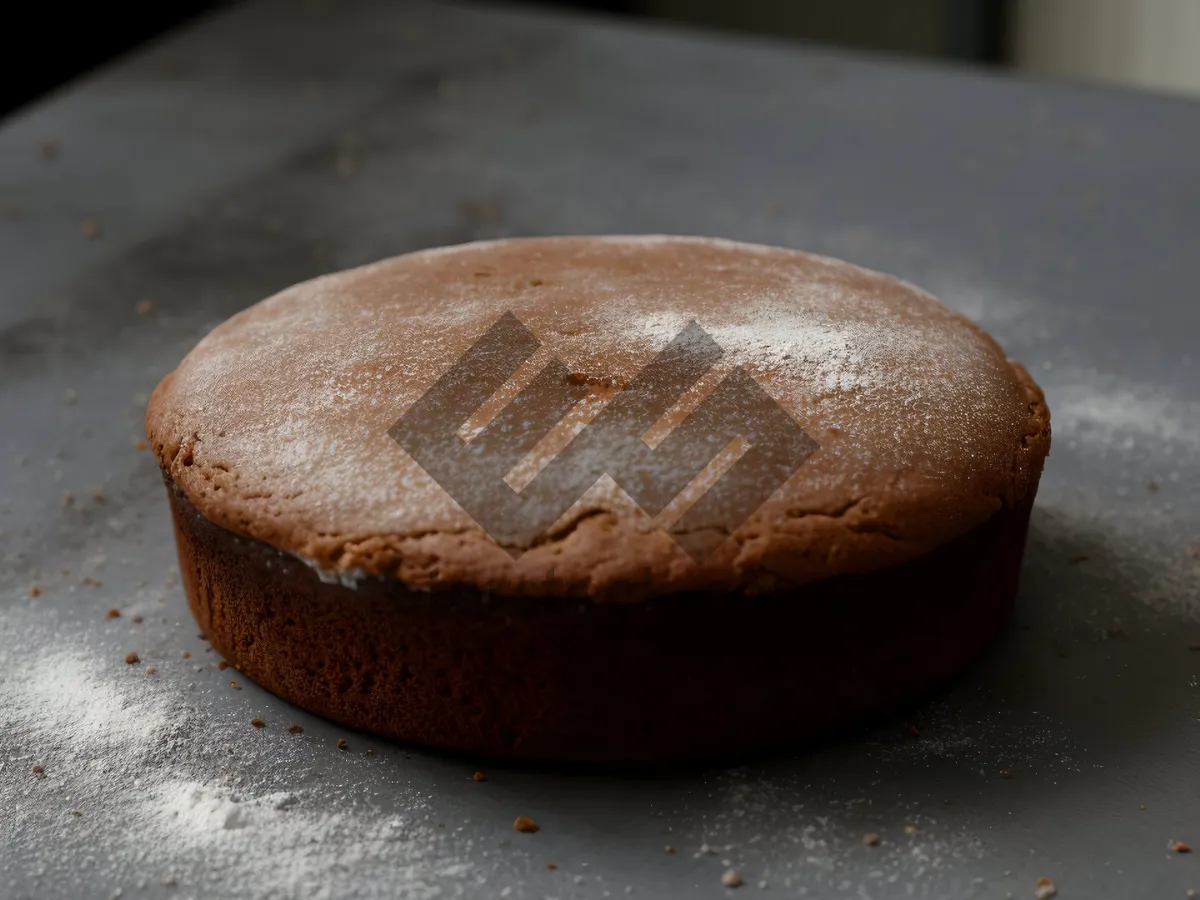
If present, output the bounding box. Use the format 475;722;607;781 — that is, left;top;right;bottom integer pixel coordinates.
149;236;1037;581
0;605;476;900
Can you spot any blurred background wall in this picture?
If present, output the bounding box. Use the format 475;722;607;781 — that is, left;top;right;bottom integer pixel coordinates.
1011;0;1200;96
3;0;1199;118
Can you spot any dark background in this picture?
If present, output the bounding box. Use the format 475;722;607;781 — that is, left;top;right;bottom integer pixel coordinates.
1;0;1009;119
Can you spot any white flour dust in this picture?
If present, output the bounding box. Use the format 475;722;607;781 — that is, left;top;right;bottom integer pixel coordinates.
0;605;475;900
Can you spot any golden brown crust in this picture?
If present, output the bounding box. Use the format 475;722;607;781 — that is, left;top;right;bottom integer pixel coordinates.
147;236;1050;601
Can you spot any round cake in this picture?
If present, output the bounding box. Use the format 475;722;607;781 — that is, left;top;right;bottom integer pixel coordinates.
147;236;1050;763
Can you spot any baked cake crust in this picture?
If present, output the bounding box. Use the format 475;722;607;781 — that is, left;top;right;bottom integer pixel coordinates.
147;236;1050;603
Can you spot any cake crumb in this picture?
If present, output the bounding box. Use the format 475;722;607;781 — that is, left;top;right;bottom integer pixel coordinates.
513;816;539;833
218;661;229;671
39;139;58;160
251;718;265;728
337;738;349;751
82;577;102;587
545;862;557;870
287;724;304;734
665;845;675;854
1069;554;1089;564
1106;625;1126;638
135;300;154;317
999;768;1013;779
145;666;157;675
92;489;107;503
31;765;45;775
60;492;74;508
229;681;238;688
1148;479;1160;492
131;614;143;624
904;824;917;835
106;608;120;619
1171;841;1192;853
182;651;190;659
30;585;41;597
81;219;101;240
125;652;140;665
721;869;743;888
366;749;374;755
1035;876;1057;899
473;771;486;782
135;440;147;451
862;833;880;846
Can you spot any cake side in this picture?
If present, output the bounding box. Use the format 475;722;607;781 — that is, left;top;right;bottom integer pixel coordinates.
170;483;1037;763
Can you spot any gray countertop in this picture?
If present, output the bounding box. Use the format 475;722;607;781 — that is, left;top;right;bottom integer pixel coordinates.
2;2;1199;898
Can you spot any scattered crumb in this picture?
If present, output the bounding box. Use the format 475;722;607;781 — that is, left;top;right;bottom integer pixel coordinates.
1188;544;1200;559
721;869;743;888
31;765;45;775
904;824;918;835
1035;876;1057;899
513;816;539;834
251;718;265;729
82;578;102;587
30;585;41;597
1106;625;1126;638
131;614;143;624
182;651;191;659
60;492;75;508
81;219;101;240
366;749;374;755
665;845;675;854
1148;479;1160;492
92;489;107;503
1140;804;1146;810
218;661;229;671
545;862;557;870
337;738;349;751
136;440;147;451
1069;554;1089;564
1171;841;1192;854
135;300;154;317
862;833;880;846
473;771;486;782
287;724;304;734
106;608;120;619
229;681;238;688
999;768;1013;779
145;666;157;675
38;139;58;160
125;652;140;665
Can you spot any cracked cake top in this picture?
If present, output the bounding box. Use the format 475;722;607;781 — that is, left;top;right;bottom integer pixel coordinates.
147;236;1049;601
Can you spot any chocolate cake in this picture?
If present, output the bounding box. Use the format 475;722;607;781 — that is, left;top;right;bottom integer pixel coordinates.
147;236;1050;763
